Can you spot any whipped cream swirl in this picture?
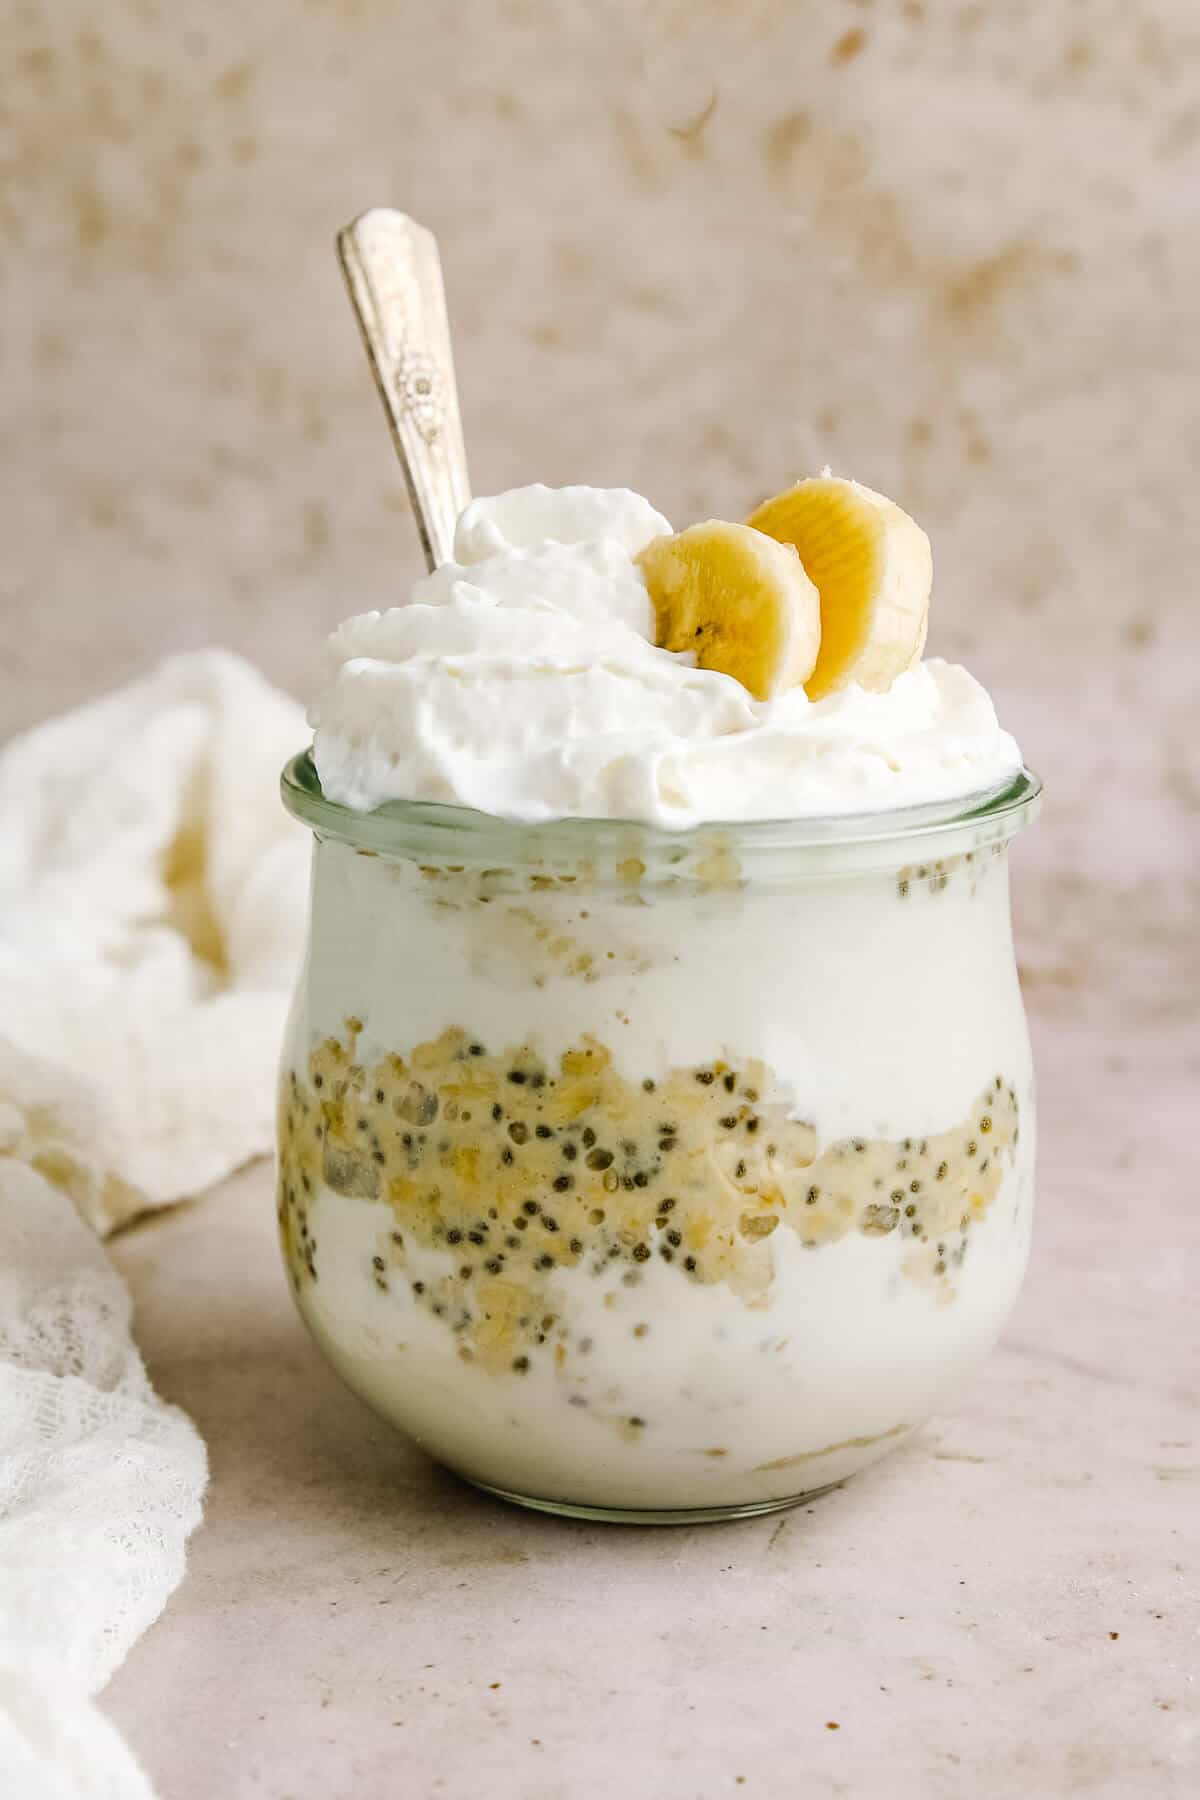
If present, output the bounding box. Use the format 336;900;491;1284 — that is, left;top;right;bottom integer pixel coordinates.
310;485;1022;826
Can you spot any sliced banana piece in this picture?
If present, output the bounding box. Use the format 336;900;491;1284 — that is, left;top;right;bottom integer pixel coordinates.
746;476;931;701
636;521;821;701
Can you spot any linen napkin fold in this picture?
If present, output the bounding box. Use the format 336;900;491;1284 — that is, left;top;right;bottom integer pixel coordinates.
0;648;309;1232
0;651;309;1796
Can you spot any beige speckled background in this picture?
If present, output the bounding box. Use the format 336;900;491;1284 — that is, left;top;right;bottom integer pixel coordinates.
6;11;1198;1792
3;0;1197;1004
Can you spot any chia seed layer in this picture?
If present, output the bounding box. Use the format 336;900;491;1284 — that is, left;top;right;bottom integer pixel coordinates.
277;1022;1019;1375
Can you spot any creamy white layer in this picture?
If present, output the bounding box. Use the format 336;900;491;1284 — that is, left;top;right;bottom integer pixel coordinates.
299;837;1029;1143
292;1159;1032;1510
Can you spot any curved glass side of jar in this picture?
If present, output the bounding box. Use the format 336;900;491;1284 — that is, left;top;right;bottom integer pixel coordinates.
277;758;1041;1521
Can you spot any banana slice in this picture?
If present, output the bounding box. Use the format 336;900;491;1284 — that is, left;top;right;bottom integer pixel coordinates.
636;521;821;701
746;476;931;701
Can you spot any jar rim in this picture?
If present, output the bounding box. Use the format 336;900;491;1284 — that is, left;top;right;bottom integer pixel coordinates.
281;750;1041;863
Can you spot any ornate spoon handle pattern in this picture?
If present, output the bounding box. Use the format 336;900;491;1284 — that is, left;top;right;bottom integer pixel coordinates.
337;208;471;570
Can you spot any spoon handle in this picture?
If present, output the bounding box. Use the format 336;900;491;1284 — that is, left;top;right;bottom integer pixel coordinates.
337;209;471;571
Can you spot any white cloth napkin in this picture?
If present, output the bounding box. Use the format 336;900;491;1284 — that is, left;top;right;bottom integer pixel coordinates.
0;649;310;1232
0;652;310;1796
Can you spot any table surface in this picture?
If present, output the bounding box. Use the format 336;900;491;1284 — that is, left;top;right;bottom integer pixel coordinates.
107;1009;1199;1800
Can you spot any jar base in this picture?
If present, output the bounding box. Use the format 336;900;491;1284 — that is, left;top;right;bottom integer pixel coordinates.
464;1476;843;1526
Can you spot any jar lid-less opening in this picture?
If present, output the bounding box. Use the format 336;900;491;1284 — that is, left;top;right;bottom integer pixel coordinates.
281;751;1041;883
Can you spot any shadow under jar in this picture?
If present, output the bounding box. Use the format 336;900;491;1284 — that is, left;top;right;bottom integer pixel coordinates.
278;753;1041;1524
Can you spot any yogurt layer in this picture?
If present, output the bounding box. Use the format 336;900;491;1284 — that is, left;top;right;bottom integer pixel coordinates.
310;484;1023;827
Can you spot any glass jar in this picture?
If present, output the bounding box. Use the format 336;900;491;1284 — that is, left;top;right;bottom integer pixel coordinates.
278;752;1041;1523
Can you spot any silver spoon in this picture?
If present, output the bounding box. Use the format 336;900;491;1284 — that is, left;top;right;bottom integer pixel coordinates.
337;208;471;571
